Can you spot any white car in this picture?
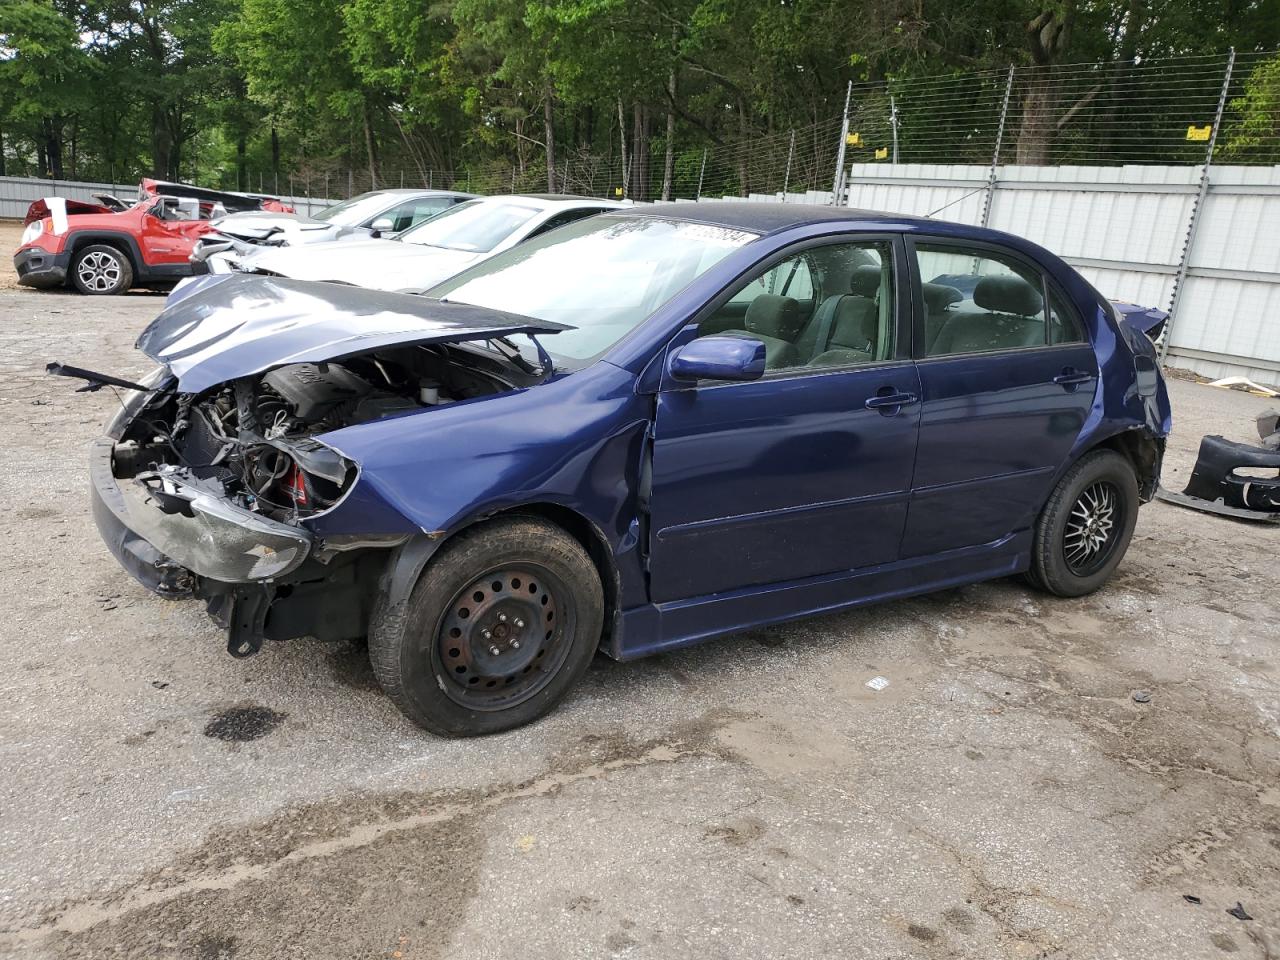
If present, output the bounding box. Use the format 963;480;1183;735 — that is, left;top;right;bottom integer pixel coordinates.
196;188;475;271
230;194;625;292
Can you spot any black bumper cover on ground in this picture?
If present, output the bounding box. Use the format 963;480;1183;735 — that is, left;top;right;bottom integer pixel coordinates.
1157;434;1280;522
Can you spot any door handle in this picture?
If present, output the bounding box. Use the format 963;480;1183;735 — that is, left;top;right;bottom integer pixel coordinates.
865;389;919;413
1053;368;1095;389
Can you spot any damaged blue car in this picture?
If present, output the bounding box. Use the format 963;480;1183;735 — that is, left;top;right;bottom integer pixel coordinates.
69;203;1172;736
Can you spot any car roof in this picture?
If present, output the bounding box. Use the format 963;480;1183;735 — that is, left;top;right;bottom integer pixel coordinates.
473;193;625;210
370;188;477;198
615;200;936;234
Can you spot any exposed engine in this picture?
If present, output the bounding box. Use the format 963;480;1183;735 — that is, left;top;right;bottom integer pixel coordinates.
112;345;514;522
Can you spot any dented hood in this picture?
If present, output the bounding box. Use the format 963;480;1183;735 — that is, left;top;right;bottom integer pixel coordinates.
137;274;568;393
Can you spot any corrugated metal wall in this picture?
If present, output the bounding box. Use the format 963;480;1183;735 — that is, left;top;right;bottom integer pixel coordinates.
0;176;336;220
845;162;1280;385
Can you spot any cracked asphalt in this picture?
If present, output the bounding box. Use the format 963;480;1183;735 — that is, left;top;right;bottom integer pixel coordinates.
1;239;1278;958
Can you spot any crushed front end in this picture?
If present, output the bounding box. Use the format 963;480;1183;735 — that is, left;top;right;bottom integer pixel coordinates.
75;274;567;657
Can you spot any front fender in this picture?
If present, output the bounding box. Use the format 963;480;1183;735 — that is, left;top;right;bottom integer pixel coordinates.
304;361;650;549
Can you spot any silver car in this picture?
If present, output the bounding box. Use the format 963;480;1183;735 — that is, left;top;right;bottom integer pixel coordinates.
229;194;625;292
196;188;476;270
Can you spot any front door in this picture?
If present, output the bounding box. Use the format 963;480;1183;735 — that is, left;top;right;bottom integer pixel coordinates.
647;236;921;604
901;238;1100;557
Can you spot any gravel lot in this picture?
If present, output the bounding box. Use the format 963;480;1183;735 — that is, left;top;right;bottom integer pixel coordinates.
0;250;1277;959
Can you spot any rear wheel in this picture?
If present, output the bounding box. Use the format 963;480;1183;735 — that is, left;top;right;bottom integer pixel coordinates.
71;244;132;295
369;517;603;736
1028;450;1139;597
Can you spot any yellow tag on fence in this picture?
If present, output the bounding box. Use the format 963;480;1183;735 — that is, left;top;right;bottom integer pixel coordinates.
614;186;623;197
874;147;889;160
1186;125;1211;142
846;132;861;146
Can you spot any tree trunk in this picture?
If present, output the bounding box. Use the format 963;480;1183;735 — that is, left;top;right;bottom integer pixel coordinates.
737;96;749;196
362;100;380;189
271;125;281;180
43;117;65;180
0;126;6;177
631;104;649;201
1015;6;1074;164
544;81;556;192
236;132;247;191
662;61;677;200
1016;64;1057;164
617;98;629;199
150;106;172;179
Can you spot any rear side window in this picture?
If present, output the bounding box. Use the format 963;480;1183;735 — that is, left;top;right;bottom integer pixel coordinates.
914;243;1062;357
1047;289;1085;344
383;198;454;232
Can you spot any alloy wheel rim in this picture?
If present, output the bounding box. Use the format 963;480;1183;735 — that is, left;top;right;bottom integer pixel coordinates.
1063;480;1120;575
77;251;122;291
434;564;569;711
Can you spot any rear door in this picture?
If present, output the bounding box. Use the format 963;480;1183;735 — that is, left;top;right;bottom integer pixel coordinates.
901;237;1099;557
647;235;921;603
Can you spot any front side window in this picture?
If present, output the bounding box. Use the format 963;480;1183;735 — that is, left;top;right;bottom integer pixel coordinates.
427;216;756;366
694;240;896;373
915;243;1057;357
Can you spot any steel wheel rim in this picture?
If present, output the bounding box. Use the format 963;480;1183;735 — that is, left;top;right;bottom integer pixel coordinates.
77;251;122;291
432;564;572;711
1063;480;1121;576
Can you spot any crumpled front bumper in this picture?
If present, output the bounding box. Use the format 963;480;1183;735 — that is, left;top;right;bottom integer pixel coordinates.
89;437;312;591
14;246;70;288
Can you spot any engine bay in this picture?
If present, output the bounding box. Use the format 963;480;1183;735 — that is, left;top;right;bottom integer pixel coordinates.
111;344;518;522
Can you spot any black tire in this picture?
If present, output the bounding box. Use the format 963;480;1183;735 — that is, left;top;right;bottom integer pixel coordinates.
368;517;604;736
71;244;133;295
1028;449;1139;598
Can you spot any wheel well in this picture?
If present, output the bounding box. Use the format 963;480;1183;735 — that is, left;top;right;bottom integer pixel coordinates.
1087;429;1163;500
67;234;138;272
466;503;620;644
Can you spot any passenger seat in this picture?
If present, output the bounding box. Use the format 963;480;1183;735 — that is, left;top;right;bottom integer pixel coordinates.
929;275;1044;355
723;294;804;369
805;264;881;365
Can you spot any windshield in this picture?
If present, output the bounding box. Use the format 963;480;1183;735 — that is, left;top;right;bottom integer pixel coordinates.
313;192;399;226
398;199;542;252
427;216;757;366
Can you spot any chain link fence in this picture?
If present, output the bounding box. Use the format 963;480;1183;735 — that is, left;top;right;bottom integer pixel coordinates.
6;50;1278;206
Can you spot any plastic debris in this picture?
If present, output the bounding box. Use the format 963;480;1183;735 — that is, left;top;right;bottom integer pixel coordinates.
865;676;890;691
1183;894;1202;905
1227;902;1253;921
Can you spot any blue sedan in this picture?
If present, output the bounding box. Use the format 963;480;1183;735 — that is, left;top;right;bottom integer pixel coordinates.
75;203;1172;735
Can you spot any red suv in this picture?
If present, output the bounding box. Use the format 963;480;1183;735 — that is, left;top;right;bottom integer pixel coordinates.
15;179;292;295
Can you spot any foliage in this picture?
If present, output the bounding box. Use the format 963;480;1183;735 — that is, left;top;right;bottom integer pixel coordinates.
0;0;1277;189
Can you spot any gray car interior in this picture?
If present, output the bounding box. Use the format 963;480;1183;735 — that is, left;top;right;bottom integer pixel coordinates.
927;275;1045;356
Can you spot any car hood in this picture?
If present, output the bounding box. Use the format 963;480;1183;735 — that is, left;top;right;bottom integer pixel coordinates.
246;240;480;290
210;213;362;244
139;273;569;394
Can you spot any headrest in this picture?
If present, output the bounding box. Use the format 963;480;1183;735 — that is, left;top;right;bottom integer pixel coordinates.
921;282;962;313
849;264;882;298
974;275;1042;317
745;294;804;340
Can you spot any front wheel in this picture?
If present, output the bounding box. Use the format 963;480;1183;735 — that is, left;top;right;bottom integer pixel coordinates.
71;244;133;295
368;517;604;736
1028;449;1139;597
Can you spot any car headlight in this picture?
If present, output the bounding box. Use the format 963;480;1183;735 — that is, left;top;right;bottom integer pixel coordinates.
20;220;45;245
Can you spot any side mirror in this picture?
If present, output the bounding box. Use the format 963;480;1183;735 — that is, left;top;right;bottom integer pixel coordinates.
369;216;395;236
669;336;766;383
